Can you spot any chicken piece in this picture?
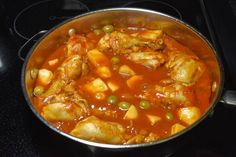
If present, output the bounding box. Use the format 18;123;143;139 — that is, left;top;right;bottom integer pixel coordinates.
163;34;195;56
41;79;65;97
70;116;125;144
58;55;83;80
178;106;201;125
43;89;90;114
42;102;83;121
126;132;159;144
42;80;90;115
98;31;164;54
127;52;166;69
41;55;84;97
71;93;90;114
131;30;164;50
165;51;205;85
145;82;193;106
155;83;191;105
98;31;139;54
126;135;145;144
144;132;159;143
133;30;163;40
67;35;93;56
81;62;89;77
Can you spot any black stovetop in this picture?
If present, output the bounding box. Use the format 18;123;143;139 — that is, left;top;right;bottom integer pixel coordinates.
0;0;236;156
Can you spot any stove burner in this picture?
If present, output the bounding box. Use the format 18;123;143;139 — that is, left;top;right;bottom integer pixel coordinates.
13;0;89;40
123;0;182;19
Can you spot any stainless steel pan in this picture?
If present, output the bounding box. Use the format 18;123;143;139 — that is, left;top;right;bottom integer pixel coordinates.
21;8;236;155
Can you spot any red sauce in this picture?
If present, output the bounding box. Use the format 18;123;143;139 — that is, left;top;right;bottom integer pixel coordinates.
32;26;214;144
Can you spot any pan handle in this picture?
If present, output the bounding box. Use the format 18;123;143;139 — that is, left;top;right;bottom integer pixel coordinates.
18;30;47;61
220;90;236;107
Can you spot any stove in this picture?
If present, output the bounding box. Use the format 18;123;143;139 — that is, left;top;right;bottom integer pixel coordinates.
1;0;236;157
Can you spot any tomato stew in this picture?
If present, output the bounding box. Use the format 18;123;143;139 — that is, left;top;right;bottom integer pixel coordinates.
32;24;216;144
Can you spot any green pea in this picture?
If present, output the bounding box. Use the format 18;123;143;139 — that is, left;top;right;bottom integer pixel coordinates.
30;68;38;80
107;95;118;105
139;100;151;109
33;86;44;96
118;101;130;110
111;56;120;64
68;28;76;36
166;112;174;121
102;24;114;33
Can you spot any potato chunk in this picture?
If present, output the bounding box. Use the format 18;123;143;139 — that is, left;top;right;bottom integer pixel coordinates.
126;75;143;89
70;116;125;144
178;107;201;125
38;69;53;85
171;123;186;135
87;49;111;78
87;49;109;67
42;103;82;121
96;66;111;78
123;105;138;120
119;65;136;77
146;114;161;126
107;81;120;92
84;78;108;93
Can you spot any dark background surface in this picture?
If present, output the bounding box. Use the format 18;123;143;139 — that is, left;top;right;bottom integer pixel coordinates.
0;0;236;156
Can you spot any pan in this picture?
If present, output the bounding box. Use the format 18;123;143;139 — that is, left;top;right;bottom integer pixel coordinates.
20;8;236;156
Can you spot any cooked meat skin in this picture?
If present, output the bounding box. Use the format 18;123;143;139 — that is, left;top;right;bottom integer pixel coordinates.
70;116;125;144
98;31;164;54
127;51;166;69
165;51;205;85
42;102;83;121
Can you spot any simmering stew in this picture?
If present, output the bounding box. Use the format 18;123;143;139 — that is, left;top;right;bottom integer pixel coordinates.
32;24;215;144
